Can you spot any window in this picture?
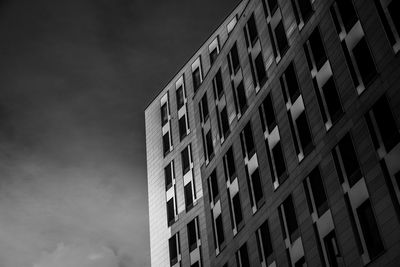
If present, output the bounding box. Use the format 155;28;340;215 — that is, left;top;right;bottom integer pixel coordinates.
199;93;209;123
161;103;169;126
296;112;313;156
275;21;289;56
240;122;255;159
181;145;192;175
227;15;238;35
179;115;188;140
305;27;327;72
357;200;384;259
208;170;219;203
254;52;267;87
169;233;180;266
335;0;358;33
280;62;300;104
219;107;230;139
167;198;175;226
187;217;200;252
368;95;400;152
290;0;313;27
228;43;240;75
192;67;202;92
176;86;185;110
213;69;224;100
244;13;258;47
303;167;328;217
335;133;362;187
234;81;248;115
249;168;264;208
205;130;214;161
271;142;286;182
318;76;343;125
279;195;299;243
373;0;400;52
215;214;225;248
266;0;278;16
185;182;194;211
259;93;277;133
236;243;250;267
352;37;377;87
210;48;218;65
323;231;341;267
256;220;274;265
232;193;243;228
223;147;236;181
209;36;220;65
165;161;174;190
163;133;171;156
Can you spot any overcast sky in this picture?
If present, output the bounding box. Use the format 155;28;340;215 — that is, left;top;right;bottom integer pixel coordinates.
0;0;239;266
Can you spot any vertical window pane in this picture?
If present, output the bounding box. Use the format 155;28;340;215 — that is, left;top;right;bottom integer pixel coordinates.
233;193;243;226
206;130;214;160
192;68;201;91
163;133;170;156
309;168;328;216
285;63;300;103
252;169;264;204
210;48;218;65
181;146;190;175
322;77;342;123
283;195;298;242
187;219;198;252
309;28;327;71
161;103;168;126
275;21;289;56
243;123;255;157
179;115;187;140
237;81;248;113
352;37;377;86
272;142;287;180
336;0;358;32
176;86;185;110
338;134;361;187
169;235;178;265
296;112;313;155
388;1;400;34
221;107;230;138
167;199;175;226
185;183;194;211
216;214;225;246
255;52;267;86
248;14;258;45
165;163;173;190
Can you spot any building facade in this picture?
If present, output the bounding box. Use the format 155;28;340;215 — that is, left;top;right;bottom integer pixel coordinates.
145;0;400;266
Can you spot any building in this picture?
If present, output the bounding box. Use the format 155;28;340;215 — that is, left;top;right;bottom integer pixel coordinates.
145;0;400;266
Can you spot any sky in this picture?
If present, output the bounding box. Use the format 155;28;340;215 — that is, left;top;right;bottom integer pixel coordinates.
0;0;239;266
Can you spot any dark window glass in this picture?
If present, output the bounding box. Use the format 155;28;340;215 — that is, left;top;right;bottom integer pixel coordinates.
161;103;168;126
192;67;201;91
267;0;278;14
181;146;190;175
309;168;328;217
341;41;359;88
200;93;209;122
284;62;300;103
261;93;276;133
229;43;240;75
388;1;400;35
283;195;299;242
268;24;278;58
357;200;384;259
225;147;236;180
252;169;264;205
275;21;289;56
206;130;214;160
313;78;328;124
167;198;175;226
322;77;342;123
372;96;400;152
294;257;306;267
210;47;218;65
247;14;259;45
179;115;187;140
176;86;185;110
210;170;219;201
336;0;358;33
296;112;313;156
236;81;248;114
338;134;361;187
165;163;173;190
260;220;273;258
324;231;340;267
191;262;199;267
233;193;243;226
185;183;194;211
290;0;300;25
163;133;170;156
373;0;396;46
216;214;225;247
169;235;178;265
243;122;255;157
272;141;287;181
353;37;377;86
236;243;250;267
309;28;327;71
213;69;224;99
288;112;300;155
220;107;230;138
298;0;313;23
255;52;267;87
344;194;363;254
187;219;198;252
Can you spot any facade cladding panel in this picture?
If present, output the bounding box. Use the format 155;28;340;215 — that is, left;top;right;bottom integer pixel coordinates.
145;0;400;266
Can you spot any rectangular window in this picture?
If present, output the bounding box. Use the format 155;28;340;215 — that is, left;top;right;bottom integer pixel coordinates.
271;142;287;181
210;48;219;65
321;77;342;124
240;122;255;158
232;193;243;228
275;20;289;56
181;145;192;175
280;62;300;104
368;95;400;152
296;112;313;156
256;220;274;265
290;0;313;27
215;214;225;248
235;81;248;115
251;168;264;206
187;217;200;252
176;86;185;110
192;67;201;92
223;147;236;181
324;231;341;267
228;43;240;75
352;37;377;87
199;93;209;123
372;0;399;51
279;195;299;243
163;133;171;156
236;243;250;267
220;107;230;139
247;13;258;46
161;103;169;126
185;182;194;211
336;133;362;187
259;93;277;133
254;52;267;87
167;198;175;226
169;233;180;266
209;36;220;65
267;0;278;14
306;27;327;72
304;167;328;217
205;130;214;161
179;115;188;141
336;0;358;33
165;161;174;190
208;170;219;203
357;200;384;259
213;69;224;100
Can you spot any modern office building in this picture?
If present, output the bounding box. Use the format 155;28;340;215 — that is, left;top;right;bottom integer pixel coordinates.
145;0;400;266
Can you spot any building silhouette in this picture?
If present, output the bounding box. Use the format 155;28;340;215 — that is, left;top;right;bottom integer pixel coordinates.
145;0;400;266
